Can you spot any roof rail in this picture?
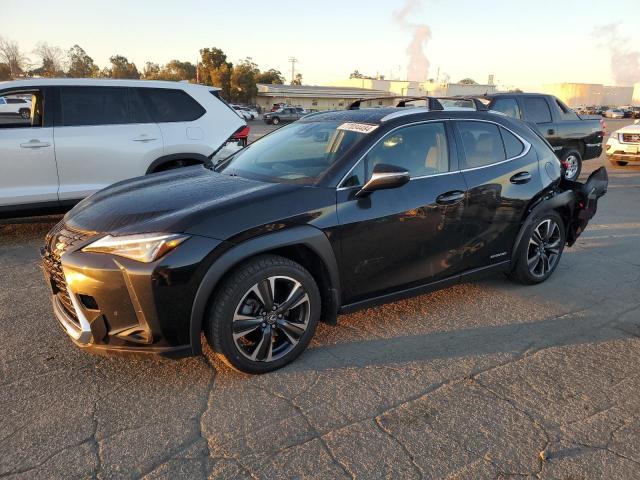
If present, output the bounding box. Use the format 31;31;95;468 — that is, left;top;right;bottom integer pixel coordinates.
347;95;489;112
347;96;445;111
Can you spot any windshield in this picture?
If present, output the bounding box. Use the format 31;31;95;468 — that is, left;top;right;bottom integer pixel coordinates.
216;121;368;184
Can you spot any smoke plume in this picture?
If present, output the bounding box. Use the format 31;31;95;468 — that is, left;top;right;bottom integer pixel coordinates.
393;0;431;82
593;23;640;86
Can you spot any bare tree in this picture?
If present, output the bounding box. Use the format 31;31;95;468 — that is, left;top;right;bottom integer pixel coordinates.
33;42;65;77
0;36;30;78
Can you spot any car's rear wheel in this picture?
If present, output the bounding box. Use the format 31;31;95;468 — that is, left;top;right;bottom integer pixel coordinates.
561;150;582;181
510;212;566;285
205;254;320;373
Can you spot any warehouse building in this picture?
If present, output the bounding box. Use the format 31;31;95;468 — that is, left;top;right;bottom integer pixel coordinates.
632;82;640;106
256;84;396;112
329;78;497;98
541;83;634;107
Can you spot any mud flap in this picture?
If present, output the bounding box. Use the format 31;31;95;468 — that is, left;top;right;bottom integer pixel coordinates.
561;167;608;246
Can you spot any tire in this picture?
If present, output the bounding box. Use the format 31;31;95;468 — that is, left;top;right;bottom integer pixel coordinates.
509;212;566;285
616;161;629;166
205;254;321;374
153;159;199;173
561;149;582;181
271;117;280;125
19;108;30;119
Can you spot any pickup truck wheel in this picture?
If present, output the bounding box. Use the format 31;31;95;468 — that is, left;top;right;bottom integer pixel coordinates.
509;212;566;285
205;254;320;373
561;150;582;181
271;117;280;125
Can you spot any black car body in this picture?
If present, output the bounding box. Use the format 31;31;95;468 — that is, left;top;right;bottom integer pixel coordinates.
42;105;608;372
486;93;605;180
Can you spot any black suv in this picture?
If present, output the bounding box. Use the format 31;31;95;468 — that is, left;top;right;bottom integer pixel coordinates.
42;101;608;373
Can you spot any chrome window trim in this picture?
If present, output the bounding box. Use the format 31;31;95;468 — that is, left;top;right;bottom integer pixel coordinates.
336;118;532;190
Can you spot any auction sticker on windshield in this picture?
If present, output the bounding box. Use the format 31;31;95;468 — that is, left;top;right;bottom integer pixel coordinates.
337;122;379;134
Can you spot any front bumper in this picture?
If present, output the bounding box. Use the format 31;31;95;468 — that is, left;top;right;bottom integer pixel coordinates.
606;140;640;163
42;224;223;357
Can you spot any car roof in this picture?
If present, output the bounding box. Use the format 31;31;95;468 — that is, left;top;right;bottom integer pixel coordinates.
300;108;404;124
0;78;220;92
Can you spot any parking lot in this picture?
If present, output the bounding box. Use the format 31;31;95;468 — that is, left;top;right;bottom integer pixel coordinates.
1;118;639;479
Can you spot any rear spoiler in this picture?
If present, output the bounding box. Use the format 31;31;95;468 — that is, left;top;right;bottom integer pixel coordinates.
347;95;488;112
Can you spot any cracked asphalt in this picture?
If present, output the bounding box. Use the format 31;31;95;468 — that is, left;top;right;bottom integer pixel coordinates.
1;123;640;478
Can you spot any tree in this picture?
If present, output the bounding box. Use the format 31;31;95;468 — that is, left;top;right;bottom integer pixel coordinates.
255;68;285;85
142;61;161;79
0;36;29;78
200;47;233;99
230;57;259;103
508;88;523;93
458;78;478;85
67;45;99;78
0;63;11;80
104;55;140;79
291;72;303;86
32;42;65;77
349;70;364;79
142;60;196;82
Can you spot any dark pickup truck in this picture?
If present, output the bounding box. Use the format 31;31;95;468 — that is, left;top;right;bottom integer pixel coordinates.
485;93;605;180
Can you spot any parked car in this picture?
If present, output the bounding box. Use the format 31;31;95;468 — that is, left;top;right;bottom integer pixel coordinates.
603;108;625;119
606;120;640;166
42;104;607;373
486;93;605;180
0;79;245;217
231;105;252;120
263;107;303;125
0;96;32;119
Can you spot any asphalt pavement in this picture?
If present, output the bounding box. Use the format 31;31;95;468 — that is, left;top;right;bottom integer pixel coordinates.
1;119;639;479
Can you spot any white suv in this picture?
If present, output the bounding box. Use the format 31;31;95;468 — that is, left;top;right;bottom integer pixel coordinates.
0;79;245;216
0;96;32;119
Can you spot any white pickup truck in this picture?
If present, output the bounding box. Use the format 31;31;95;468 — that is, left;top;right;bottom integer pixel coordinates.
0;96;32;119
606;120;640;166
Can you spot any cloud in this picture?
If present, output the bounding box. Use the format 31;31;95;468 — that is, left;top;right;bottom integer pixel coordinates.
393;0;431;82
593;22;640;86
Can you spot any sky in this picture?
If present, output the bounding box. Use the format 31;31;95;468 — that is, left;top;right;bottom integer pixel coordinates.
3;0;640;90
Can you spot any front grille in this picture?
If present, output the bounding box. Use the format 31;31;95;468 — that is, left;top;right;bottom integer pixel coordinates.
622;133;640;143
42;222;94;325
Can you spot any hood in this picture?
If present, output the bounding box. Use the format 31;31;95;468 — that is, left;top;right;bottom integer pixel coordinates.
614;123;640;134
64;166;303;237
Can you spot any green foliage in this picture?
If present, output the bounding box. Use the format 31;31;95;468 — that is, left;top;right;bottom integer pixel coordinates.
104;55;140;79
231;58;259;104
200;47;233;99
67;45;99;78
291;72;303;86
143;60;196;81
458;78;478;85
255;69;285;85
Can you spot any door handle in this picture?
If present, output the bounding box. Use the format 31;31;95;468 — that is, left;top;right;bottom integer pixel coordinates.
510;171;532;184
132;136;157;142
436;190;465;205
20;140;51;149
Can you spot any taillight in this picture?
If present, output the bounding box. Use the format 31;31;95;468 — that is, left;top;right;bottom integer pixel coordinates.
560;159;570;170
232;126;250;139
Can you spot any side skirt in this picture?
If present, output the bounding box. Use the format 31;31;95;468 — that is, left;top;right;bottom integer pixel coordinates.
338;260;510;315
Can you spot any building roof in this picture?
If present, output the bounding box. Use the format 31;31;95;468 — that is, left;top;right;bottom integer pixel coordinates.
257;84;395;99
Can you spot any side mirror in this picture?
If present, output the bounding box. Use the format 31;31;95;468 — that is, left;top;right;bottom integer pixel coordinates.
355;164;410;198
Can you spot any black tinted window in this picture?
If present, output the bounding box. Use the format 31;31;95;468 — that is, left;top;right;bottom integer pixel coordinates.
500;127;524;158
129;89;152;123
458;121;506;169
60;87;128;127
366;122;449;178
141;88;205;122
523;97;552;123
6;98;26;104
491;98;520;119
555;99;579;120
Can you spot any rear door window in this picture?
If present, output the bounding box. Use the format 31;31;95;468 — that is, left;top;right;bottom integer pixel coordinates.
457;121;506;169
490;98;521;119
59;87;129;127
523;97;552;124
500;127;525;158
140;88;205;122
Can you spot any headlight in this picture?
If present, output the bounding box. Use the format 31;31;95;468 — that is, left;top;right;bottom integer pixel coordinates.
82;233;189;263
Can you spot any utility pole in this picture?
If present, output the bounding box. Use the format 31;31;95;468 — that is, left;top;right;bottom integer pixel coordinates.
289;57;298;84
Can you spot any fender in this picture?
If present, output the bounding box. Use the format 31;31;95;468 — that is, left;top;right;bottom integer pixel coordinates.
510;190;576;268
146;153;212;174
189;225;341;355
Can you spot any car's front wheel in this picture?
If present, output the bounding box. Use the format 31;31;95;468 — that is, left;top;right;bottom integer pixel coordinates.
19;108;30;119
205;254;320;373
271;117;280;125
510;212;566;285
